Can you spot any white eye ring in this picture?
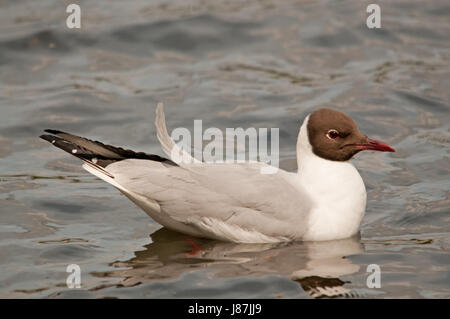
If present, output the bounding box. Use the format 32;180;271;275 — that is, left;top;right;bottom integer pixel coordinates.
327;129;340;140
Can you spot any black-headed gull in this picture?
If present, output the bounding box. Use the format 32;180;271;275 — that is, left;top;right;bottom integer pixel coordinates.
40;104;394;243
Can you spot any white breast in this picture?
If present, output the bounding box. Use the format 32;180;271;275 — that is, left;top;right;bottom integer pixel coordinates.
299;158;366;241
295;116;367;241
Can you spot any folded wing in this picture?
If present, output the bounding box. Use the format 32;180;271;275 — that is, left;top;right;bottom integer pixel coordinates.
107;159;312;242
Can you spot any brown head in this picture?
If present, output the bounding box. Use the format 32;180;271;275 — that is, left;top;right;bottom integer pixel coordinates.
307;108;395;161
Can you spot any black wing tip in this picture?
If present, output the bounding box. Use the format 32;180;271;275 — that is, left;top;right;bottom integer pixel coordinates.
44;129;64;135
40;129;177;166
40;134;57;143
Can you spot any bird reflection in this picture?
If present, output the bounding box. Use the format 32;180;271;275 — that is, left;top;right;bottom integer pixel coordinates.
92;228;364;298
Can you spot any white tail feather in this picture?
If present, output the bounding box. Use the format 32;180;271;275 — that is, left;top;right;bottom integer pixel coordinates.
82;163;126;192
155;102;201;165
82;163;162;215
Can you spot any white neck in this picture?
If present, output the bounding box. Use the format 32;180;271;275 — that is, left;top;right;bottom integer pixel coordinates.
295;115;367;241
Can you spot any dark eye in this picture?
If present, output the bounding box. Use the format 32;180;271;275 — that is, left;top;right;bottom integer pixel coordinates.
327;129;340;140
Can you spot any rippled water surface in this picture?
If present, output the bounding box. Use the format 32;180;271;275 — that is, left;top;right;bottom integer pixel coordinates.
0;0;449;298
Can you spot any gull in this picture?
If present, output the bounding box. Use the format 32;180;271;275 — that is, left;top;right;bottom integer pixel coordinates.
40;104;395;243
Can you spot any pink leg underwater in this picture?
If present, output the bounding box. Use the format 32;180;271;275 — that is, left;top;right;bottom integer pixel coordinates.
185;238;203;257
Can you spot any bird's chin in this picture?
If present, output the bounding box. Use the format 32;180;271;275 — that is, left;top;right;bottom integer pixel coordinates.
345;149;363;161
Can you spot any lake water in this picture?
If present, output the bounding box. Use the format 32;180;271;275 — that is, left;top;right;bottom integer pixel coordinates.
0;0;449;298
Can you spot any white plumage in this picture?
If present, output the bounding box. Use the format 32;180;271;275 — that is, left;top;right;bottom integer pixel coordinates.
82;104;367;243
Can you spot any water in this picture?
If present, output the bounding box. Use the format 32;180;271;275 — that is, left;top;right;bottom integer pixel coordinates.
0;0;449;298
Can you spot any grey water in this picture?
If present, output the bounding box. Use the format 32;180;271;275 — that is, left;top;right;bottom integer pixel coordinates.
0;0;449;298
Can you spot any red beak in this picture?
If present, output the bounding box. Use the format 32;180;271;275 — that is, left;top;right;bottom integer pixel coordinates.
356;138;395;153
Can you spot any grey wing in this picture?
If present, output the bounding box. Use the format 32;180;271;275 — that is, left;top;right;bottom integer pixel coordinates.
107;159;312;242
